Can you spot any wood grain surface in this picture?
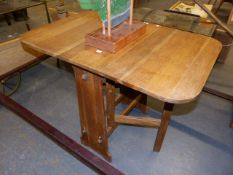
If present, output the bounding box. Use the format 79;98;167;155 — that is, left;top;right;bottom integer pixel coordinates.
227;6;233;24
0;38;44;78
21;11;222;104
85;21;146;53
73;67;111;161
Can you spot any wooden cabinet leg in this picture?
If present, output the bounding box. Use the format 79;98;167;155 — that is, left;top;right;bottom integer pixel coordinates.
73;67;111;161
153;102;174;152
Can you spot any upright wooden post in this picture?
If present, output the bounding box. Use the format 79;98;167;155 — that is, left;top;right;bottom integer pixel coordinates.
153;102;174;152
130;0;134;25
102;22;106;35
73;67;112;161
107;0;111;36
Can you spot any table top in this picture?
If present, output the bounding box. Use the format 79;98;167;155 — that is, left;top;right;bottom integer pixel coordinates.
0;0;44;15
0;38;44;79
21;11;222;104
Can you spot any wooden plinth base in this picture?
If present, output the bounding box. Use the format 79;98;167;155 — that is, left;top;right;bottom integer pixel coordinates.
85;21;146;53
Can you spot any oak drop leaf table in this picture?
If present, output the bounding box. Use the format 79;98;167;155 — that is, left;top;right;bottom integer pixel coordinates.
21;11;222;161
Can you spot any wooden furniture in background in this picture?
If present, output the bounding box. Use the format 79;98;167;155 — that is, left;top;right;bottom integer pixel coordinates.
216;0;233;24
21;11;222;160
143;10;217;36
168;0;233;64
170;1;213;18
227;4;233;24
55;0;68;19
0;38;48;95
0;0;51;30
209;0;233;24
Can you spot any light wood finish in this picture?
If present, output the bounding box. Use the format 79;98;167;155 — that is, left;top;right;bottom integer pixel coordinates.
107;0;111;36
130;0;134;25
21;12;101;57
0;38;45;79
227;7;233;24
21;11;222;159
102;22;106;35
115;115;161;127
21;11;222;104
193;0;233;37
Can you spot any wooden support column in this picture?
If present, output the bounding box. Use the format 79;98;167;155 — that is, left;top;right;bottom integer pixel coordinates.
106;81;118;137
153;102;174;152
73;67;111;161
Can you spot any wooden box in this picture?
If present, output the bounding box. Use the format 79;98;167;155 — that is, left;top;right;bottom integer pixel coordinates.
85;21;146;53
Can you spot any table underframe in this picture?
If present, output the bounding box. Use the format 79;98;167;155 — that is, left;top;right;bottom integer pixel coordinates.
73;66;175;161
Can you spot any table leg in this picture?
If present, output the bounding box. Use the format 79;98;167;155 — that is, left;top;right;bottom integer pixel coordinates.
21;10;30;31
106;81;118;137
153;102;174;152
44;1;51;23
73;67;111;161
